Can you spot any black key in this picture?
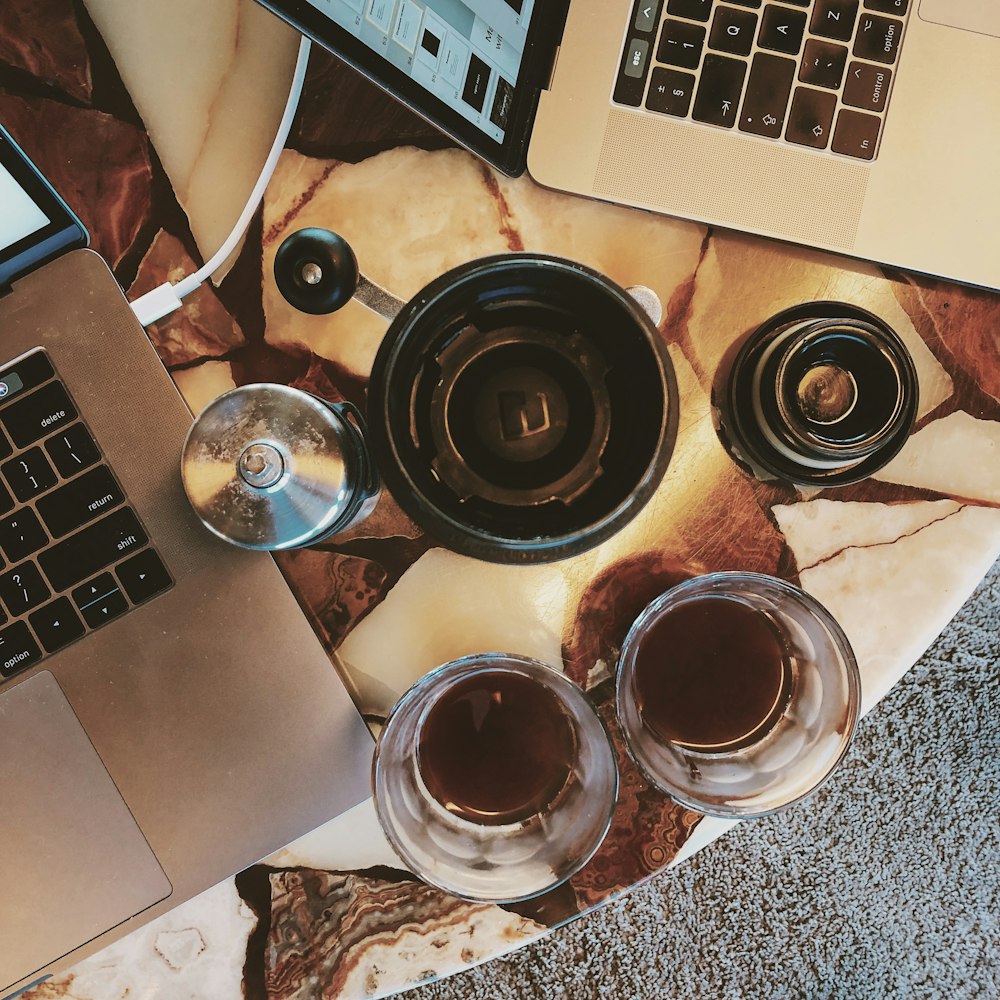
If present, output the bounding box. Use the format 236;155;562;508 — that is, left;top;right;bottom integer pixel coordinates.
832;108;881;158
693;54;747;127
865;0;907;13
646;66;697;116
38;508;148;594
0;432;11;462
36;466;124;539
635;0;663;33
709;6;757;55
1;448;57;502
844;61;892;111
657;18;705;69
29;597;85;654
72;572;119;609
727;0;762;7
0;481;13;517
759;4;807;53
0;621;42;678
782;0;810;5
0;562;50;617
810;0;859;41
785;86;837;147
0;352;54;410
614;38;653;105
116;549;172;605
0;381;78;449
739;52;796;137
666;0;711;21
72;571;128;629
0;509;47;563
45;423;101;479
799;39;849;89
854;13;902;63
80;586;128;630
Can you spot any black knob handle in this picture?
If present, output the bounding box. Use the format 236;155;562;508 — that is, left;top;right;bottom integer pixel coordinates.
274;228;359;315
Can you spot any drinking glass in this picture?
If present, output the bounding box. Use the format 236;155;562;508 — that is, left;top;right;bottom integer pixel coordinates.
616;572;860;817
373;653;618;902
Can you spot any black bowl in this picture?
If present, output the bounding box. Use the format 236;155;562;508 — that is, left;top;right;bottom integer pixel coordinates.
367;255;679;564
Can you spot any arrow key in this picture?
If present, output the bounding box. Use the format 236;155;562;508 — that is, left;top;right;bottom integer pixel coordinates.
79;587;128;630
634;0;662;33
116;548;172;606
785;86;836;148
29;597;85;653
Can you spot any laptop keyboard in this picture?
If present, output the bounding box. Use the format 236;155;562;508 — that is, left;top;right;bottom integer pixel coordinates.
0;349;172;682
615;0;909;160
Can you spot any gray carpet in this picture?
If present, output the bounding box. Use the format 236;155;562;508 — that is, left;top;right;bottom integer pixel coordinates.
411;559;1000;1000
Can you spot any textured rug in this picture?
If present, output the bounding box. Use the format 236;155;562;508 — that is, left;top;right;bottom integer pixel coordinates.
411;559;1000;1000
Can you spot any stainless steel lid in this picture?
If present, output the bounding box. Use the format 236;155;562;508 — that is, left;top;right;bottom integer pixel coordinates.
181;383;361;550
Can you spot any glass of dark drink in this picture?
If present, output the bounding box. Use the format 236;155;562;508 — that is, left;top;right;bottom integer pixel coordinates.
616;572;860;817
373;653;618;902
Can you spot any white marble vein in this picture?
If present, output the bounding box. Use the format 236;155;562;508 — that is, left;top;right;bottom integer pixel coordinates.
337;547;570;717
774;499;1000;714
28;879;254;1000
83;0;299;279
873;409;1000;503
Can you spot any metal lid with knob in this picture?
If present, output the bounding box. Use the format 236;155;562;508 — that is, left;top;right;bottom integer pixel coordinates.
181;383;380;550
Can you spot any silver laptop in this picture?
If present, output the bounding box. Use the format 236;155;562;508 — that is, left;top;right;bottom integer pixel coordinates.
0;127;373;996
256;0;1000;290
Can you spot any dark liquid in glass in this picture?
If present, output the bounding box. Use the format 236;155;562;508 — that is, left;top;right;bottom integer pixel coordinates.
633;596;792;752
417;669;577;825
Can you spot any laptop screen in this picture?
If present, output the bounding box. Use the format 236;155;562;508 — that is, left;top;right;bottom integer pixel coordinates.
301;0;536;145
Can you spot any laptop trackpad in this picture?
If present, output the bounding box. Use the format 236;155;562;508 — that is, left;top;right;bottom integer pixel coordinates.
0;672;171;991
920;0;1000;38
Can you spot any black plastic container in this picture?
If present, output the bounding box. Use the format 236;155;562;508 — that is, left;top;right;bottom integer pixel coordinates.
719;301;919;487
367;255;679;564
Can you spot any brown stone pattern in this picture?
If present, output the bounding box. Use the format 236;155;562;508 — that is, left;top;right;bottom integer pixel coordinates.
0;92;152;269
262;868;539;999
0;0;91;102
889;272;1000;412
131;230;246;367
273;549;389;656
291;46;454;162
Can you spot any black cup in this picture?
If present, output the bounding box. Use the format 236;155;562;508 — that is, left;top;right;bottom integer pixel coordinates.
719;301;918;487
367;255;679;564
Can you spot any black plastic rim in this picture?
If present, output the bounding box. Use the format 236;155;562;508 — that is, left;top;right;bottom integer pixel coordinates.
724;301;919;487
367;255;679;564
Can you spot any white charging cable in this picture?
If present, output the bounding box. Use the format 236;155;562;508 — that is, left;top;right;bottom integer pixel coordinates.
130;35;312;328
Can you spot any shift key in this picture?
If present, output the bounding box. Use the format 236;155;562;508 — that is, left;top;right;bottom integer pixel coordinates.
39;508;147;593
739;52;796;137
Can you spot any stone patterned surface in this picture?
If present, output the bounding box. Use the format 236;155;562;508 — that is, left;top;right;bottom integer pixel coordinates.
1;2;997;998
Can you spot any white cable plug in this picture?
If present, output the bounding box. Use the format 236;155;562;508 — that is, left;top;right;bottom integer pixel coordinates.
130;35;312;328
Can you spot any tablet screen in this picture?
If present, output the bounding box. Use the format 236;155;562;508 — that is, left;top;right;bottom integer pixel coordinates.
0;124;88;287
303;0;536;144
0;161;51;254
258;0;563;174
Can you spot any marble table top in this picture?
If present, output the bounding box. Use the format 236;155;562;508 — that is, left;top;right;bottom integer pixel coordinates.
2;1;998;997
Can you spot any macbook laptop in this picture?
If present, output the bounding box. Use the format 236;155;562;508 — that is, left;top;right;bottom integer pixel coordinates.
255;0;1000;290
0;125;373;996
